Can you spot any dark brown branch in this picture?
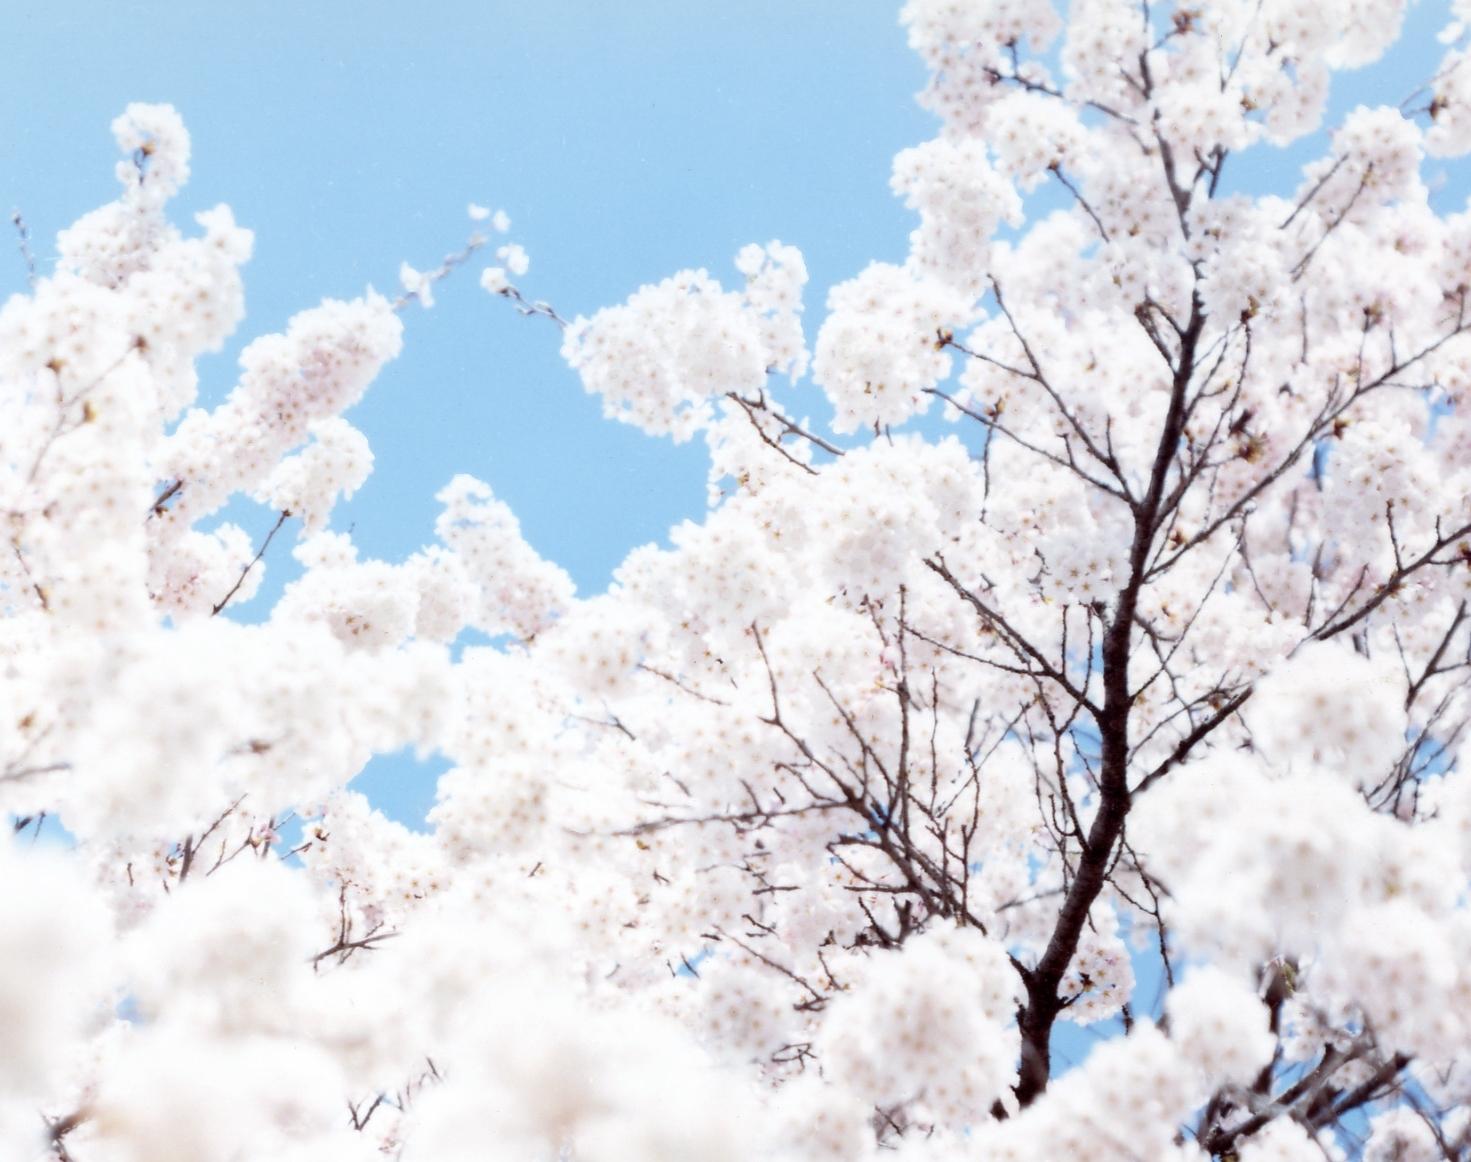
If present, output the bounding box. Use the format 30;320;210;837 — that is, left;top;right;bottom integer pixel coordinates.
924;557;1101;716
212;510;291;616
1013;288;1207;1107
1312;520;1471;642
727;391;845;458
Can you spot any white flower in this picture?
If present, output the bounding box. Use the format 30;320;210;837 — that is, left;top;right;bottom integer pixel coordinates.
398;261;435;308
496;242;530;277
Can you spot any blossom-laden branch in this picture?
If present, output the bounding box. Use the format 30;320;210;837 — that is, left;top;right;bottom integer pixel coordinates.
210;509;290;617
11;6;1471;1158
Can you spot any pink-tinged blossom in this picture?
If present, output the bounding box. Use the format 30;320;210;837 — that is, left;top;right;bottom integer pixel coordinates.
7;0;1471;1151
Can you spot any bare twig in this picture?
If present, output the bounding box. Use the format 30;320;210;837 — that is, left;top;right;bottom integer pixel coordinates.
211;510;291;616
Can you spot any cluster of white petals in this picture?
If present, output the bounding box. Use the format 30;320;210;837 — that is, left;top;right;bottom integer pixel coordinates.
1166;966;1276;1086
9;0;1471;1153
812;262;975;433
562;266;769;440
817;926;1021;1126
891;136;1022;293
433;474;574;640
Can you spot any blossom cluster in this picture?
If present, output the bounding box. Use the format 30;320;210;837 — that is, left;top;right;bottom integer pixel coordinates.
6;0;1471;1156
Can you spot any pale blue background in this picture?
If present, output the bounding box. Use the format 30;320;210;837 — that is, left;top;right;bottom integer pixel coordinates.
3;0;1463;1084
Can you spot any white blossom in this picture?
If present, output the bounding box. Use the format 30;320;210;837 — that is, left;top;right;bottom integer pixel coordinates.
7;1;1471;1150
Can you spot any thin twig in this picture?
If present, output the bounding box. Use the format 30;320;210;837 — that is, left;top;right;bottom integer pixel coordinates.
11;209;36;288
211;510;291;616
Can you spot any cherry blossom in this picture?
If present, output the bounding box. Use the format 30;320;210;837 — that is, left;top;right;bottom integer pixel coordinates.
8;1;1471;1157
